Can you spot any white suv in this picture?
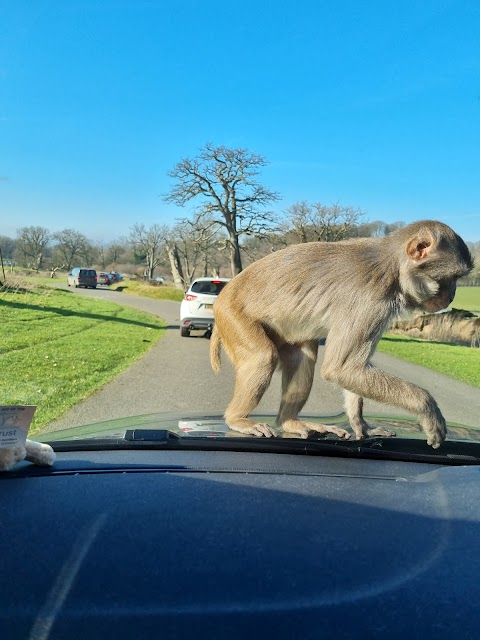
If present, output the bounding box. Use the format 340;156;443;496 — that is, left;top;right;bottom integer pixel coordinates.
179;277;230;337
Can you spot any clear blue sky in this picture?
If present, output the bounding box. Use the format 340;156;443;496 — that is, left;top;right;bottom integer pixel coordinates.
1;0;479;242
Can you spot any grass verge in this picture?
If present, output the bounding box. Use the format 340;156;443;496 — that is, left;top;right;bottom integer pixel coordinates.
452;287;480;313
111;279;184;301
0;283;165;433
378;333;480;388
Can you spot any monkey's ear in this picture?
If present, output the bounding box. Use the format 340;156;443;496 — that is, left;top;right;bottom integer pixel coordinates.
405;233;434;262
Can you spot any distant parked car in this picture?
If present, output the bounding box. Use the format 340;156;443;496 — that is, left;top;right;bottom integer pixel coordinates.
109;272;123;282
67;268;97;289
97;272;113;286
179;277;230;337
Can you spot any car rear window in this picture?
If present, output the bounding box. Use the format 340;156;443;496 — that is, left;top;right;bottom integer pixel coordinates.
191;281;227;295
79;269;96;277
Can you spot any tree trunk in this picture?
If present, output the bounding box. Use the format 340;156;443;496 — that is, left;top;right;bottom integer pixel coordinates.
229;234;242;276
166;241;185;290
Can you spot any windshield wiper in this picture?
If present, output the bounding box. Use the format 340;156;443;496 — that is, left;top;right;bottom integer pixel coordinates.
45;429;480;466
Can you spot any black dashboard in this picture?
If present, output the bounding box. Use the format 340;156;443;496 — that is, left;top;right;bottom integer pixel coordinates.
1;448;479;639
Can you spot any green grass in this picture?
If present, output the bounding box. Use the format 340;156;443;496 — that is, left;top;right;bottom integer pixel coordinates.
451;286;480;313
0;284;165;433
378;333;480;388
111;279;185;301
15;272;185;301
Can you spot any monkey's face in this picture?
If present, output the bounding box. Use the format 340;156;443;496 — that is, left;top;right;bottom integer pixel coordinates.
403;225;474;313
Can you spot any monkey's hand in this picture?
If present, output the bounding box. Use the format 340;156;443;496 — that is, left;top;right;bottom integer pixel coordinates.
281;420;351;440
347;411;396;440
363;426;396;438
420;408;447;449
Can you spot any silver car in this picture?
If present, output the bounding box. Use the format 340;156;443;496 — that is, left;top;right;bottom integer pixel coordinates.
179;277;230;337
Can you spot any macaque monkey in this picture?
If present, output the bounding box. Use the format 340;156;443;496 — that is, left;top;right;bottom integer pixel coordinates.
210;220;473;448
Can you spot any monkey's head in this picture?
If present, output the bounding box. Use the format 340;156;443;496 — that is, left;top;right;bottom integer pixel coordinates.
396;221;474;313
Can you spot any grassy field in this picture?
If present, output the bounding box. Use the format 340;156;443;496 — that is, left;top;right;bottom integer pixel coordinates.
0;283;165;433
376;287;480;388
452;287;480;313
378;333;480;387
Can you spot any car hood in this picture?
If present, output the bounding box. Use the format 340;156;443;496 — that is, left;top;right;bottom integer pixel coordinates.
36;411;480;444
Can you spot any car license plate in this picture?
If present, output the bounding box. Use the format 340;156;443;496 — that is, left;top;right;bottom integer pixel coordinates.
204;304;213;310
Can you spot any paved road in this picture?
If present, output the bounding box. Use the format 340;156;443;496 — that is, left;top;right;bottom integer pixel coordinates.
45;285;480;432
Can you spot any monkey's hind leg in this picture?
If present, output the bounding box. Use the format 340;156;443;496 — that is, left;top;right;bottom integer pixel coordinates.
276;341;351;440
343;390;396;440
223;325;279;438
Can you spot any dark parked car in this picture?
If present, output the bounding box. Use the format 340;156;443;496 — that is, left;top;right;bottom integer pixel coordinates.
67;268;97;289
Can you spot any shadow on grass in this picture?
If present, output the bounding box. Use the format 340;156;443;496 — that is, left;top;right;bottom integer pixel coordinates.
380;335;461;348
0;298;164;331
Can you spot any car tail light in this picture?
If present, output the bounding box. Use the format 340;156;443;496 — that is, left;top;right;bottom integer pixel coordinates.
212;280;221;284
185;294;197;301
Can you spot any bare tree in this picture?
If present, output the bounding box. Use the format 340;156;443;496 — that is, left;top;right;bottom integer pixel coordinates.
164;143;281;276
53;229;89;271
106;240;129;268
0;246;5;286
16;226;51;270
165;219;223;289
355;221;387;238
50;263;66;278
165;238;185;290
384;221;406;235
284;202;364;243
95;241;108;270
129;223;167;279
80;241;97;267
0;235;16;262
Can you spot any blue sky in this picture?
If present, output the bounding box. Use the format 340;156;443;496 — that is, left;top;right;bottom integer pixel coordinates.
0;0;479;242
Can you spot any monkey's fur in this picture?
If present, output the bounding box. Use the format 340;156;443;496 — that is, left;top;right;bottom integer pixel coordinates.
210;220;473;448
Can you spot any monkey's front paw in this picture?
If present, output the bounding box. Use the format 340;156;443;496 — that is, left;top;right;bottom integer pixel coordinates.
282;421;351;440
365;427;396;438
227;421;276;438
422;413;447;449
253;423;276;437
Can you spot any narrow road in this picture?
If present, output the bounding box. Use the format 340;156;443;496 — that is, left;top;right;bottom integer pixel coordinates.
45;285;480;432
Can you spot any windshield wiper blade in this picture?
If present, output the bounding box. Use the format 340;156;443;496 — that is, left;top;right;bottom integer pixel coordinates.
45;429;179;451
44;430;480;465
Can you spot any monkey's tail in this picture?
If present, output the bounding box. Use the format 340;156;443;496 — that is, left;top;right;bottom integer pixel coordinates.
210;325;222;373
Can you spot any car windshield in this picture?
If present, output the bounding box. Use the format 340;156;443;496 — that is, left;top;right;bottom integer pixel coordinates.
0;2;479;460
191;281;228;295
